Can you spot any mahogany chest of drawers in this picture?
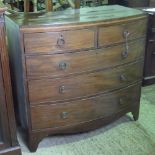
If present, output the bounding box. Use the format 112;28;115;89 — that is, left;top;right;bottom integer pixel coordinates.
6;5;147;152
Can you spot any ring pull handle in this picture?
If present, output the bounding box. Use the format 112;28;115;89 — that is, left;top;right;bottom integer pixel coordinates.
59;85;65;94
60;112;69;119
120;74;127;82
118;97;128;106
57;34;65;48
59;61;67;70
122;50;128;58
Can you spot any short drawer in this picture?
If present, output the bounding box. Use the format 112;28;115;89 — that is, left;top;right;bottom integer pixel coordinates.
24;29;95;54
28;61;143;104
30;83;141;130
98;19;147;47
26;39;145;78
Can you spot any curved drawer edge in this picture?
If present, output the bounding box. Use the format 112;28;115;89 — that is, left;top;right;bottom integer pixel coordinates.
31;106;136;133
30;82;141;130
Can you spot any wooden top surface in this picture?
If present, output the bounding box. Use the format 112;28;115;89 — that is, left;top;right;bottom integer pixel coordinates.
6;5;146;27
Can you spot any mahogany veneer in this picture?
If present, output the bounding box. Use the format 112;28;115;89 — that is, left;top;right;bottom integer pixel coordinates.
5;5;147;152
0;6;21;155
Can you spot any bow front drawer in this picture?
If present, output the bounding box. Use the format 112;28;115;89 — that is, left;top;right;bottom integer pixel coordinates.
98;19;147;47
28;61;143;105
26;39;145;78
30;83;141;130
24;29;95;54
5;4;147;152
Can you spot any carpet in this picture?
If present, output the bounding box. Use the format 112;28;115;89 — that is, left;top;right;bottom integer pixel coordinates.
19;84;155;155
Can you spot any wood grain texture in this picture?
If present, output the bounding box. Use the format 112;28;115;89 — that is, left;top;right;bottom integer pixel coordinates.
0;21;18;147
6;17;29;130
30;83;141;130
5;5;147;152
26;38;145;79
6;5;146;27
0;9;21;155
28;104;140;152
99;19;147;47
0;48;10;149
28;61;143;104
24;29;95;54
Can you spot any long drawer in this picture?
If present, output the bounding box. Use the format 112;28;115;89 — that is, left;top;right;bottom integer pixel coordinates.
24;29;95;54
28;61;143;104
30;83;141;130
26;39;145;78
99;19;147;47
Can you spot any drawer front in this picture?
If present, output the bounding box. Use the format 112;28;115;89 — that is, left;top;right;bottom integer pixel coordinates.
30;83;141;130
28;61;143;104
98;19;147;47
24;29;95;54
26;39;145;78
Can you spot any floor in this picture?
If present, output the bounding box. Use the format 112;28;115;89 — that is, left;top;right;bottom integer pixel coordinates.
19;84;155;155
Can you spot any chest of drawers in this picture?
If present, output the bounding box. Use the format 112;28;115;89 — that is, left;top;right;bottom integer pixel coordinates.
6;5;147;152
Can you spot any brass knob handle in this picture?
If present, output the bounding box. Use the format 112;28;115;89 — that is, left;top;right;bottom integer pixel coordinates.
59;61;67;70
122;50;128;58
57;35;65;48
120;74;127;82
59;85;65;93
60;112;69;119
119;98;124;106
